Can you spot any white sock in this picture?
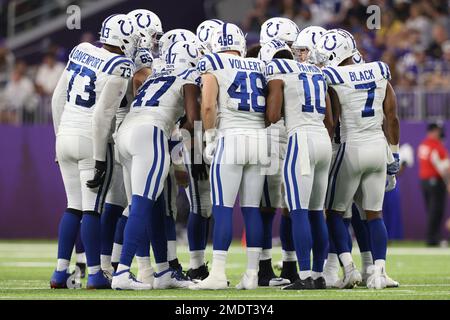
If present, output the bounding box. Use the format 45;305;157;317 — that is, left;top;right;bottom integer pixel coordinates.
211;250;227;276
111;244;122;263
88;265;101;275
246;247;262;272
339;252;353;268
361;251;373;273
189;250;205;269
136;256;152;271
324;253;339;271
311;271;322;280
374;259;386;271
260;249;272;261
76;253;86;264
56;259;70;271
156;262;169;273
100;255;112;272
282;250;296;262
117;263;129;273
299;270;311;280
167;240;177;262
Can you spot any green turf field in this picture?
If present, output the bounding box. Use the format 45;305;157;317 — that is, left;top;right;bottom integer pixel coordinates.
0;240;449;300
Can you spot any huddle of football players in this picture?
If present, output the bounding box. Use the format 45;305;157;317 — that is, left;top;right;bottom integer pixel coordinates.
49;9;400;291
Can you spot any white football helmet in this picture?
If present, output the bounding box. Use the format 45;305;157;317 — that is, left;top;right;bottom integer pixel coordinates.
99;14;140;59
164;40;200;68
127;9;163;52
159;29;197;57
196;19;224;53
334;28;365;64
210;23;247;57
315;29;357;67
258;39;292;64
260;17;300;46
292;26;326;63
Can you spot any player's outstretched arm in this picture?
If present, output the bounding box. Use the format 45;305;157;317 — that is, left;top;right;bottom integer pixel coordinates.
183;84;201;133
51;70;69;137
324;92;334;139
200;73;218;131
92;75;128;162
383;82;400;146
328;87;341;136
265;79;283;125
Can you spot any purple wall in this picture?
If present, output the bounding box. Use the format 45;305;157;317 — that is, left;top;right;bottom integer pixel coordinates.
1;122;449;239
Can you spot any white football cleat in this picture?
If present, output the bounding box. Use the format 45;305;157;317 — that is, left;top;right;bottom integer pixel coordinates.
111;270;152;290
366;265;387;290
236;270;258;290
153;268;193;289
323;268;341;288
137;267;155;286
385;274;399;288
267;277;291;287
189;273;228;290
339;263;362;289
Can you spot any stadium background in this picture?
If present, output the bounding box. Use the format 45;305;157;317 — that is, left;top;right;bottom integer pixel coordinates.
0;0;449;243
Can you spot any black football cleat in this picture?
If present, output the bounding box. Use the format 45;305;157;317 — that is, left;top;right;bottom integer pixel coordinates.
279;261;300;284
258;259;290;287
282;277;315;290
313;277;327;289
186;263;210;281
75;262;86;279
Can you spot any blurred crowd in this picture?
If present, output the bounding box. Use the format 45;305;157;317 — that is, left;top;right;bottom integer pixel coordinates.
1;0;450;125
242;0;450;88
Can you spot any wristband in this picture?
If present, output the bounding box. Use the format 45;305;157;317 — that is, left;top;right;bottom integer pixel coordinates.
205;129;217;144
389;144;399;154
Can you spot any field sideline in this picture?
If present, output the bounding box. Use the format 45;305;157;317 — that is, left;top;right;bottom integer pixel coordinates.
0;240;449;300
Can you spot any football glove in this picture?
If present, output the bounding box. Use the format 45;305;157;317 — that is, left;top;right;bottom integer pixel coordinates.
385;175;397;192
204;129;217;165
387;153;400;175
86;161;107;189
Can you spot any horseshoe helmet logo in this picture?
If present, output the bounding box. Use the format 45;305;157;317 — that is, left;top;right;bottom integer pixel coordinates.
266;22;281;37
198;26;211;42
119;19;133;36
135;13;152;28
323;35;337;51
183;43;197;58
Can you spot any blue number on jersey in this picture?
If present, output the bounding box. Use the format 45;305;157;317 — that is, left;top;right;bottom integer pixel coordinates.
227;71;265;112
354;81;376;117
133;76;176;107
299;73;326;114
66;61;96;108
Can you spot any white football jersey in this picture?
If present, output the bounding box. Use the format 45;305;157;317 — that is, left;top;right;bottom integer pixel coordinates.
58;42;135;137
197;53;266;132
323;62;391;143
266;59;327;136
119;63;201;138
116;48;154;127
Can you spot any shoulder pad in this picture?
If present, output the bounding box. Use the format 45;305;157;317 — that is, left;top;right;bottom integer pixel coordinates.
102;56;135;78
376;61;391;80
322;66;345;85
197;53;225;73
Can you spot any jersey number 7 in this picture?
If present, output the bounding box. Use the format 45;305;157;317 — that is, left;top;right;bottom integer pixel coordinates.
354;81;376;117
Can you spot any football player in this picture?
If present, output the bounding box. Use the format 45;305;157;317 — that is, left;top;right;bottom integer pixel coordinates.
191;23;268;290
257;17;300;286
264;39;333;289
50;14;138;289
316;29;400;289
100;10;162;284
111;40;201;290
291;26;327;64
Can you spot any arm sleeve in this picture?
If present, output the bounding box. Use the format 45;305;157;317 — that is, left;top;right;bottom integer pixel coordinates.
92;75;129;161
51;68;69;136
